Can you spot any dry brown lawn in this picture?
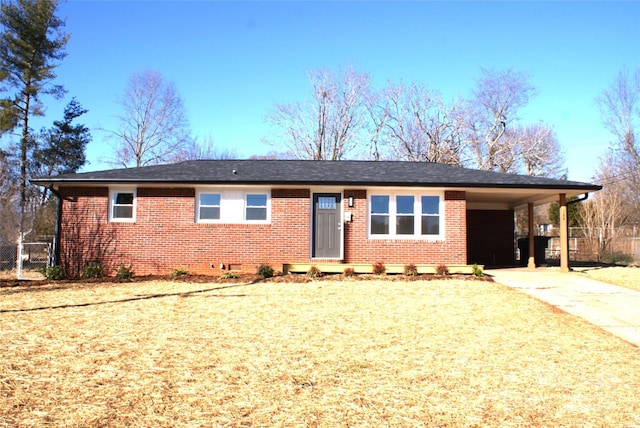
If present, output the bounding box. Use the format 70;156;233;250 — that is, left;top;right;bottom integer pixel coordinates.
1;278;639;427
580;266;640;291
0;270;44;281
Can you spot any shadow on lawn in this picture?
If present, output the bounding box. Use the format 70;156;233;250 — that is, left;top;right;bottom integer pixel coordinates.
0;282;258;314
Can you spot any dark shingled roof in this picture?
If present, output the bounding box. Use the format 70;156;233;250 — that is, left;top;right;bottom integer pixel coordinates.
32;160;601;191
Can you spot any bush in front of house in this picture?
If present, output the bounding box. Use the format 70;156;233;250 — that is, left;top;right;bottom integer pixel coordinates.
81;261;104;279
115;264;135;280
172;268;189;277
471;263;484;277
257;263;274;278
221;271;239;279
372;261;386;275
435;263;449;276
306;266;322;279
40;265;65;280
601;252;634;266
343;267;355;278
404;263;418;277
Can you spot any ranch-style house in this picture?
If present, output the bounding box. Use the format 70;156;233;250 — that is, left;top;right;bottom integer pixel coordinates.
32;160;601;276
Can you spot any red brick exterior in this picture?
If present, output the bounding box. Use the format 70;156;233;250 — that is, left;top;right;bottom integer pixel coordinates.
57;186;468;276
343;190;467;265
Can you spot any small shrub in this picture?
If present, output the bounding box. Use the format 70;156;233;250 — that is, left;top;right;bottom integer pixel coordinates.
257;263;274;278
115;264;134;280
435;263;449;276
81;261;104;279
372;261;386;275
172;268;189;277
40;265;64;280
221;271;239;279
343;267;355;278
601;252;634;266
471;263;484;277
404;263;418;277
306;266;322;279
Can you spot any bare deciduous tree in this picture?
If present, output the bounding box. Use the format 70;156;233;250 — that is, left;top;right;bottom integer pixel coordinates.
107;70;191;167
578;154;630;260
264;66;568;177
595;67;640;220
265;66;370;160
465;68;537;172
519;123;565;178
249;151;291;160
171;135;238;161
363;88;389;161
374;82;464;164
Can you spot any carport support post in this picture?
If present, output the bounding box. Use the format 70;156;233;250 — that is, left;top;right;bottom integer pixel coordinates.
559;193;570;272
527;203;536;269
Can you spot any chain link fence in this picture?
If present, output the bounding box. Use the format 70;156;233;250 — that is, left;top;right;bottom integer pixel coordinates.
545;227;639;265
0;244;16;272
0;242;51;279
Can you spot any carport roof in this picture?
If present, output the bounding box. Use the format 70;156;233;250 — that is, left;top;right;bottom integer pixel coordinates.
32;160;602;208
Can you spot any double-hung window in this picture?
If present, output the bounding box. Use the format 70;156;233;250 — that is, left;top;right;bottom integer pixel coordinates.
196;189;270;223
245;194;267;221
370;195;390;234
109;188;136;222
421;196;440;235
369;193;442;239
198;193;221;221
396;195;415;235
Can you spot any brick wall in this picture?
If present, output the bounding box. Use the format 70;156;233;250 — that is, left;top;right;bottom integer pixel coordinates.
58;186;468;277
343;190;467;265
59;187;311;276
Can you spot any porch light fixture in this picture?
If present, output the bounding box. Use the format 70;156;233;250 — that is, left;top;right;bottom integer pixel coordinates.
348;195;354;207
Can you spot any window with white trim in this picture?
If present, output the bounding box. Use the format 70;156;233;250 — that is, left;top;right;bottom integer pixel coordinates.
369;193;442;238
421;195;440;235
198;193;221;221
370;195;390;234
109;188;136;222
396;195;415;235
246;193;267;221
195;189;271;224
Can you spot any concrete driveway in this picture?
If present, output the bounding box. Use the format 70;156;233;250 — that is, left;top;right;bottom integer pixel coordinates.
486;267;640;348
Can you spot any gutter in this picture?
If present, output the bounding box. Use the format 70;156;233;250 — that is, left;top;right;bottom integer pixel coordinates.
567;193;590;206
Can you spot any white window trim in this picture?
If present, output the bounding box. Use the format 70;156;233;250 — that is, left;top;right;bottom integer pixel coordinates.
368;191;444;240
196;188;271;224
244;193;270;223
196;191;222;223
109;187;136;223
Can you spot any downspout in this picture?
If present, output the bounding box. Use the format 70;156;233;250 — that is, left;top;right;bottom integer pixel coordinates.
48;185;62;267
560;193;590;272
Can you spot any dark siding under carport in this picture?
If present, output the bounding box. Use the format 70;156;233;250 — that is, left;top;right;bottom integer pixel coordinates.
467;209;515;267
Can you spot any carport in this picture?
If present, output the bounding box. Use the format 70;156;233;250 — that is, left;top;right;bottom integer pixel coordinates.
465;186;600;271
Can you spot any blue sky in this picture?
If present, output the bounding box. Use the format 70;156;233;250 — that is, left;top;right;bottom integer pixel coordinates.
42;1;640;182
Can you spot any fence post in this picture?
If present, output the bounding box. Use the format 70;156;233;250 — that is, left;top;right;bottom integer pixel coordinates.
16;233;23;280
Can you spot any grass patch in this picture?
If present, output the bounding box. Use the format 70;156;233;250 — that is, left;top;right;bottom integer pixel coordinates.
581;266;640;291
1;279;639;426
0;269;44;280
